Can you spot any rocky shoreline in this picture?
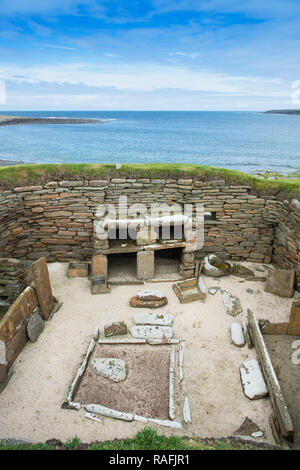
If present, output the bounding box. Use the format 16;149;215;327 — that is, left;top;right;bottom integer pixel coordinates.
0;115;107;126
264;109;300;115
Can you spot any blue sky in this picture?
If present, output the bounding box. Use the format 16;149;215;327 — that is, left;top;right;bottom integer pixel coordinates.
1;0;300;110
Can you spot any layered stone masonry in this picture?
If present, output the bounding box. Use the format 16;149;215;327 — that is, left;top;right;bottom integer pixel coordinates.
0;177;298;288
272;199;300;290
0;258;27;318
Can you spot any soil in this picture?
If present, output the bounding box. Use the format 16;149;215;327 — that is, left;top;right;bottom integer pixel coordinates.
74;343;170;419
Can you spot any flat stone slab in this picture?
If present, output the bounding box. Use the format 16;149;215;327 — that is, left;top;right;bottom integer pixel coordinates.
104;321;127;337
221;290;242;317
231;264;255;279
26;313;44;342
230;322;245;347
129;325;173;340
90;358;126;383
136;290;167;301
264;269;295;298
234;417;264;438
134;312;173;327
240;359;268;400
130;296;168;308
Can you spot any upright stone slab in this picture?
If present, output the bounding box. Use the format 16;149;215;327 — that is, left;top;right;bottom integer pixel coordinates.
264;269;295;298
0;286;38;372
137;251;154;280
287;300;300;335
92;255;108;277
31;258;54;320
130;325;173;340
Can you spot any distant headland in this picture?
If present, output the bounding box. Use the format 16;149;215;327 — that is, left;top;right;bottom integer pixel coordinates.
264;109;300;115
0;115;107;126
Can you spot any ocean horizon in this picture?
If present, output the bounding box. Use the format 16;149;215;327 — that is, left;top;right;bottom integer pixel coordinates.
0;110;300;175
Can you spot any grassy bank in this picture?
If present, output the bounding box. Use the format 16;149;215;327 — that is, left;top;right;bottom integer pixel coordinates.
0;427;282;450
0;163;299;199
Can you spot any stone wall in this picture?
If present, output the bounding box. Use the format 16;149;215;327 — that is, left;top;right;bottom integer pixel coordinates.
0;258;27;319
0;176;298;288
272;199;300;290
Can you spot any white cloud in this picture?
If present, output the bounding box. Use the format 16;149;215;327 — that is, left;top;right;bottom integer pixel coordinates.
0;61;288;97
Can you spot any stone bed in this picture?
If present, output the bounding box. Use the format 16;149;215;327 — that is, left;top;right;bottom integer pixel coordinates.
74;344;171;419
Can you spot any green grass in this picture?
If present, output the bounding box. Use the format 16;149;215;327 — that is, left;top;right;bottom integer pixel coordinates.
64;436;81;449
0;427;280;451
0;163;299;198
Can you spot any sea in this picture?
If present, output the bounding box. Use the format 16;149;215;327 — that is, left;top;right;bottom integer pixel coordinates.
0;110;300;175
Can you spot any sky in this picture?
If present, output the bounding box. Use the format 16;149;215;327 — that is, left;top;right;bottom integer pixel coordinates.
1;0;300;110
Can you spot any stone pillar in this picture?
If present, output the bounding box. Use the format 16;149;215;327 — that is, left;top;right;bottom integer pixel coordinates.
137;251;155;280
179;248;195;279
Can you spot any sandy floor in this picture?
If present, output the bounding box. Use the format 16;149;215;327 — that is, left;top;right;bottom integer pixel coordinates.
0;262;295;444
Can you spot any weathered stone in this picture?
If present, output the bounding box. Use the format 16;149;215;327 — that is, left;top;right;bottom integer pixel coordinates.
137;251;154;280
104;321;127;337
91;275;110;294
183;396;192;424
86;404;133;421
230;322;245;347
130;290;167;308
221;290;242;317
202;255;232;277
136;228;157;246
90;357;126;382
67;262;89;278
240;359;268;400
264;269;295;298
27;313;44;342
287;300;300;335
232;264;255;278
248;309;294;441
234;417;264;438
129;325;173;340
91;255;107;277
134;312;173;327
31;258;55;320
0;286;38;343
173;277;206;304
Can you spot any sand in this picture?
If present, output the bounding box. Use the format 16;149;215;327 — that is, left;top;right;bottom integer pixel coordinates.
0;262;294;444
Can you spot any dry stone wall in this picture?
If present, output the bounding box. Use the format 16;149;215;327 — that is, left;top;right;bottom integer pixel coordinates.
0;176;299;288
272;199;300;290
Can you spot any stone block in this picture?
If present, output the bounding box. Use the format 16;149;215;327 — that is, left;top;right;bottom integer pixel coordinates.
264;269;295;298
287;301;300;335
91;275;110;294
67;262;90;278
137;251;154;280
136;228;157;246
91;255;107;277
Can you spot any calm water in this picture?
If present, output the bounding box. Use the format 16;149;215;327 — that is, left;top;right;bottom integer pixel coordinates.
0;111;300;175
